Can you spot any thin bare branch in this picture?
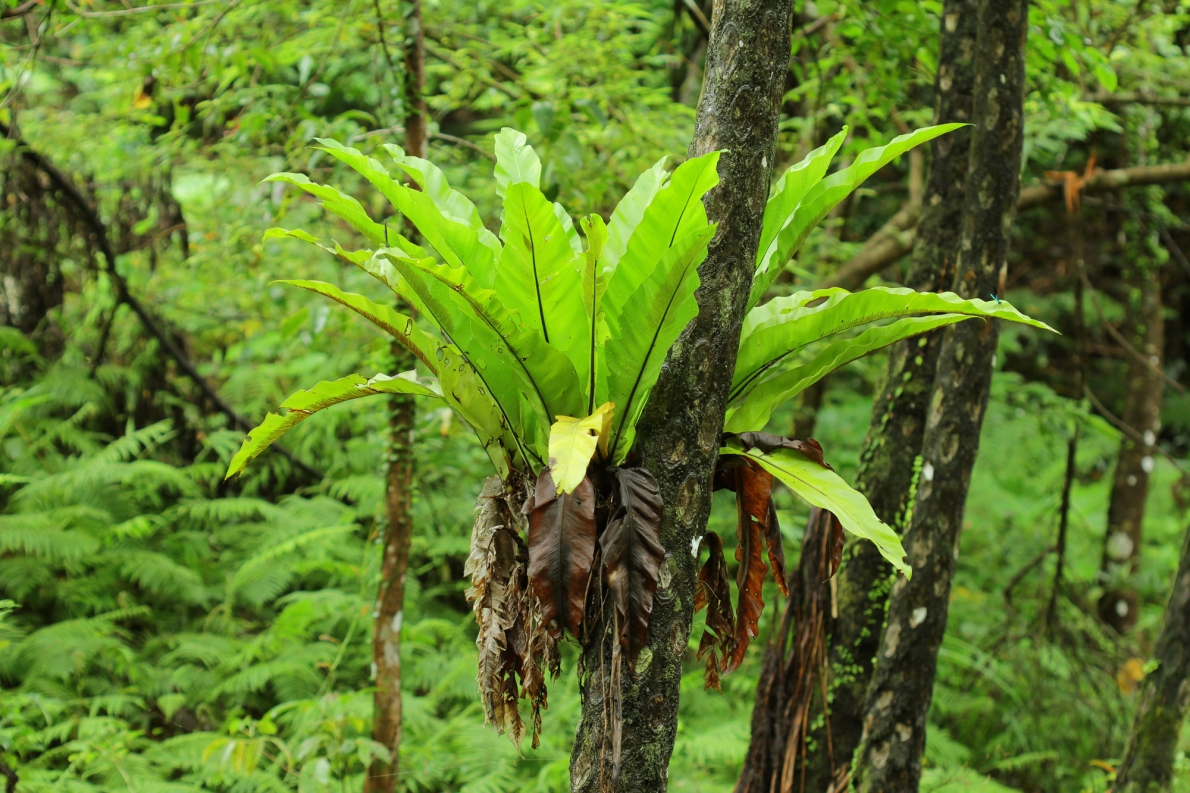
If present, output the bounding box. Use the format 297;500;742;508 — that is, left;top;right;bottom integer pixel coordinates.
681;0;710;37
1084;386;1184;473
431;131;496;160
1085;91;1190;108
1078;268;1185;395
63;0;223;17
820;158;1190;290
0;120;322;479
0;0;38;21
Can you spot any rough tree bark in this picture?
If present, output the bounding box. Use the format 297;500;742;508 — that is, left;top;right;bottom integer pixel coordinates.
736;3;979;789
1097;261;1164;634
1113;520;1190;792
569;1;795;790
849;0;1027;789
365;1;425;790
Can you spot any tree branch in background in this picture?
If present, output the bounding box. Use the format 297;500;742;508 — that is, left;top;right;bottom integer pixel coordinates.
1085;91;1190;107
818;202;919;289
422;34;524;99
0;758;16;793
1095;256;1167;635
1045;207;1088;634
680;0;710;37
0;120;322;480
1078;268;1184;394
792;12;832;42
431;131;495;160
0;0;38;21
820;158;1190;290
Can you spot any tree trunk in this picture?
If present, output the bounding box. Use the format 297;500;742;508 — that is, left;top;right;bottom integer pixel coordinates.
1113;522;1190;792
1097;263;1164;634
737;2;979;788
0;154;66;336
569;1;795;789
365;2;426;790
366;392;416;793
850;1;1027;789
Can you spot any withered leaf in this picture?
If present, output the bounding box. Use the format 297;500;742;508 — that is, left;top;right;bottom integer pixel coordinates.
527;468;597;640
724;462;767;676
465;477;528;742
600;466;665;663
520;590;559;749
728;431;831;469
736;459;789;599
695;531;734;691
765;495;789;596
827;509;845;579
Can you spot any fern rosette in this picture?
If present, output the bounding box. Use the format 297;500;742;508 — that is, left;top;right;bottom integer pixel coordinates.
229;124;1053;740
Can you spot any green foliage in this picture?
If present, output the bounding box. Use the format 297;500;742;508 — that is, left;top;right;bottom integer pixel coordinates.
2;0;1189;790
226;372;440;478
727;286;1056;432
235;133;719;477
748;123;964;308
720;443;909;577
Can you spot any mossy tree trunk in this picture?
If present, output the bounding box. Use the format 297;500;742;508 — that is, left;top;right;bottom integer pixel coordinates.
365;2;426;790
1098;262;1164;634
569;1;795;789
736;2;979;788
850;0;1028;789
1113;522;1190;792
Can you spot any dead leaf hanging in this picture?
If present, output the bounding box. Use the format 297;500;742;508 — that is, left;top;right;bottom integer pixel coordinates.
600;466;665;663
765;496;789;595
827;509;845;579
465;476;529;744
736;458;789;599
695;530;735;690
525;468;597;639
730;431;831;469
519;589;560;749
724;463;768;675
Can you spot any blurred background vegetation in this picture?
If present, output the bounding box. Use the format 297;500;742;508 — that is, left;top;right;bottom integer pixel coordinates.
1;0;1189;790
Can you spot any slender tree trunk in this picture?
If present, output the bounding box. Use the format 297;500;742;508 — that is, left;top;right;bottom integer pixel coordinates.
367;393;416;793
850;1;1027;789
400;0;427;161
1113;521;1190;792
737;3;978;789
569;1;795;789
366;2;425;790
1098;263;1164;634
